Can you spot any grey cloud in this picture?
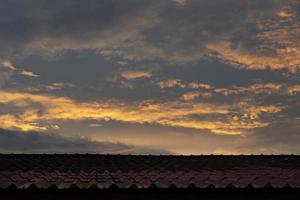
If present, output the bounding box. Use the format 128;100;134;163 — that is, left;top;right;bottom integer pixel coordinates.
0;0;291;65
0;128;170;154
0;0;157;57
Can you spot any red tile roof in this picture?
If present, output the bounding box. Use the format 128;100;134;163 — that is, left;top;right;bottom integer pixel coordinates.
0;154;299;189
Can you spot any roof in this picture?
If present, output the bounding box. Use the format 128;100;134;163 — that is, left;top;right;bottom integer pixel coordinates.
0;154;299;189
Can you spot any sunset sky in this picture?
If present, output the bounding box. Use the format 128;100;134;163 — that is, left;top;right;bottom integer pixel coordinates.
0;0;300;154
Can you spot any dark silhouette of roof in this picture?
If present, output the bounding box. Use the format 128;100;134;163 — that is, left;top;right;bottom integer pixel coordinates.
0;154;299;189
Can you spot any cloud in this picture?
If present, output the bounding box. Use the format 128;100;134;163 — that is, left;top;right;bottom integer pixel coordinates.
1;0;300;73
277;9;295;18
20;70;40;77
181;91;212;100
0;59;17;71
214;83;300;96
0;59;40;78
0;0;160;59
158;78;300;97
0;60;15;88
288;85;300;95
120;70;152;80
157;79;211;90
204;2;300;73
45;82;76;90
174;0;188;7
157;79;185;88
0;128;170;154
88;123;103;128
0;0;299;155
157;79;300;104
206;41;300;73
0;90;284;135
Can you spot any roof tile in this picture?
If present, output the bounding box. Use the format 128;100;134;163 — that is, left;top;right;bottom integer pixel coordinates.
0;154;299;189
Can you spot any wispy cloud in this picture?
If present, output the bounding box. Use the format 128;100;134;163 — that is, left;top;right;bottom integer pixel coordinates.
0;60;17;71
181;91;212;100
0;59;40;78
46;82;76;90
20;70;40;77
214;83;300;96
120;70;152;80
157;79;211;90
158;78;300;97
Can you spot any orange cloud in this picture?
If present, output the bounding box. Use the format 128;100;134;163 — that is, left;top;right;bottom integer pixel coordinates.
207;41;300;72
181;92;212;100
0;60;17;71
20;70;40;77
0;59;40;78
120;70;152;80
46;82;76;90
158;79;211;90
214;83;300;96
0;91;284;135
207;7;300;73
187;82;211;89
157;79;185;88
277;10;295;18
288;85;300;95
0;114;47;132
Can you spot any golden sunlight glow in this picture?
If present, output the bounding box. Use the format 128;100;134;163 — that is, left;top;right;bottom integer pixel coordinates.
0;91;284;135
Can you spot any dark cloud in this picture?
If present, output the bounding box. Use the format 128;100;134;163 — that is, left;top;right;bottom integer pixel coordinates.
0;128;170;154
0;0;156;58
0;0;295;67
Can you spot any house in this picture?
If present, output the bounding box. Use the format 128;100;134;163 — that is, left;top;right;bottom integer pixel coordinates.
0;154;299;199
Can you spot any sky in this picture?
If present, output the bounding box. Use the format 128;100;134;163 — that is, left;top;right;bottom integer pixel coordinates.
0;0;300;154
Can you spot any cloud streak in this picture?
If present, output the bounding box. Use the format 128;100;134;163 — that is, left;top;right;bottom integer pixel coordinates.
120;70;152;80
0;59;40;78
0;90;284;135
157;79;211;90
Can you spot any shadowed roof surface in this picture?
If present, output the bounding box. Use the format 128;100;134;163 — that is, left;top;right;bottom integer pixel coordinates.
0;154;299;189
